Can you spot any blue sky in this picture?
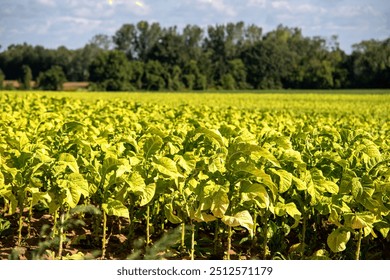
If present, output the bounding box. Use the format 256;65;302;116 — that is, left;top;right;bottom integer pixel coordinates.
0;0;389;53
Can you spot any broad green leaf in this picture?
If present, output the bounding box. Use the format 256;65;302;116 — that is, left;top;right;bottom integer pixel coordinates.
327;228;351;253
227;143;280;168
101;157;123;176
31;191;51;207
351;177;363;199
285;202;301;228
270;169;293;193
374;220;390;238
61;121;85;134
174;153;196;174
273;136;292;149
127;171;146;192
194;127;226;147
102;198;129;218
344;212;376;230
211;189;229;218
0;188;17;214
235;163;278;200
292;176;306;191
57;153;79;173
139;183;156;206
310;168;339;194
164;203;182;224
192;207;217;222
241;183;270;209
58;173;89;208
221;210;254;237
143;136;163;159
275;202;301;228
362;139;381;158
153;157;183;179
116;162;131;178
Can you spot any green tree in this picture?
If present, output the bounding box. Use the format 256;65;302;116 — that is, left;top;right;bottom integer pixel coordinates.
20;65;33;90
128;60;144;90
89;51;132;91
350;39;390;88
113;24;136;59
0;68;4;89
90;34;113;51
142;60;167;91
37;66;66;90
182;60;207;90
135;21;162;61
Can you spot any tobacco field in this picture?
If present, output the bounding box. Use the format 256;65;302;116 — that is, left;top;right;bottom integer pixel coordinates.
0;91;389;260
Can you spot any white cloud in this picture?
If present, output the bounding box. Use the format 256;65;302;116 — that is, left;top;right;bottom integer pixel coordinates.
248;0;267;7
197;0;236;17
37;0;55;6
271;1;326;14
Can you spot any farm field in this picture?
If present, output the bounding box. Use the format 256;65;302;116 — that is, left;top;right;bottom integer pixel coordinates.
0;90;389;260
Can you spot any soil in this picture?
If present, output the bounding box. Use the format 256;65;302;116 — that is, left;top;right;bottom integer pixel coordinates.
0;209;138;260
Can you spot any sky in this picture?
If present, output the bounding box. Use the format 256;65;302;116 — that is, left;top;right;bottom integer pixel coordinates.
0;0;389;53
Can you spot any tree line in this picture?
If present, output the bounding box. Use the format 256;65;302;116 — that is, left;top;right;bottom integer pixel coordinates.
0;21;389;91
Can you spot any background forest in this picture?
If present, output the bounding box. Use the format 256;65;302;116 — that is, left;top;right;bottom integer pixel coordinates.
0;21;389;91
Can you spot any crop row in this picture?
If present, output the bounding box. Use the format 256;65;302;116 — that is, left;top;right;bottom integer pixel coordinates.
0;92;389;259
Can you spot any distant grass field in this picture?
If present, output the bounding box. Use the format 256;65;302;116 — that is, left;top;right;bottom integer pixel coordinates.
4;90;390;116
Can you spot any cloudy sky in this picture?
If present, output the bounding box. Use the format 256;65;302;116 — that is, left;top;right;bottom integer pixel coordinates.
1;0;389;53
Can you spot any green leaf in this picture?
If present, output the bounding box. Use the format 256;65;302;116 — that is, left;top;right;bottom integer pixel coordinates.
374;220;390;238
241;183;270;209
273;136;292;149
58;173;89;208
270;169;293;193
310;168;339;194
31;191;51;207
221;210;254;237
211;189;229;218
57;153;79;173
164;203;182;224
143;136;163;159
101;157;123;177
127;171;146;192
139;183;156;206
61;121;85;134
102;198;129;218
292;176;306;191
194;127;226;147
227;143;280;168
174;153;196;174
327;228;351;253
351;178;363;199
275;202;301;228
235;163;278;200
344;212;376;229
153;157;183;179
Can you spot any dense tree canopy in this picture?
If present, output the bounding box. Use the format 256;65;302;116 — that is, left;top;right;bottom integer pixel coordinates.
0;21;389;91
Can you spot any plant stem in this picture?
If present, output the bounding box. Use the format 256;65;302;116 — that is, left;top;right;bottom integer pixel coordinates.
227;226;232;260
301;211;307;257
190;221;195;260
181;221;186;250
355;228;363;260
252;212;257;248
146;204;150;247
102;210;107;259
17;211;23;246
127;198;135;244
27;199;33;239
58;211;65;259
213;219;219;255
262;216;268;260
